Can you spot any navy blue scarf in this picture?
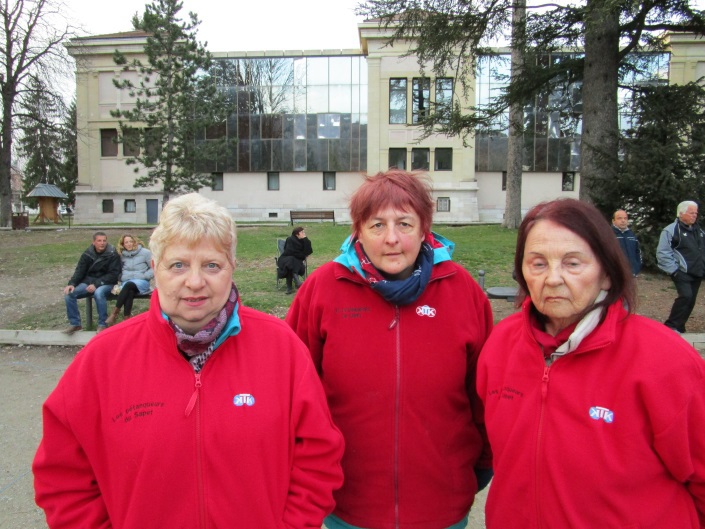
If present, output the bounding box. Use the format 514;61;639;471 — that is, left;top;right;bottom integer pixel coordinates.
354;236;436;306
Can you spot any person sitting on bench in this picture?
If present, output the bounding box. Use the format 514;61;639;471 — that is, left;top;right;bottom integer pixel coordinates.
62;232;121;334
277;227;313;294
106;234;153;326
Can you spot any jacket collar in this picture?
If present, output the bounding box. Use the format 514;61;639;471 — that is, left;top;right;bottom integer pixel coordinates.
522;296;625;359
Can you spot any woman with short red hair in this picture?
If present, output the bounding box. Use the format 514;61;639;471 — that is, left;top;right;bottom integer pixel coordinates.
286;170;494;529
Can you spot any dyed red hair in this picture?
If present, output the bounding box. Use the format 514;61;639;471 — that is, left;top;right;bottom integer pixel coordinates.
349;170;435;235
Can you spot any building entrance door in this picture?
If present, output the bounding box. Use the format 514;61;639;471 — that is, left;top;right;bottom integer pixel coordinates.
146;199;159;224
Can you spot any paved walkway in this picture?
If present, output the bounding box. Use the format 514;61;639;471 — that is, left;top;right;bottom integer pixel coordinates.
1;329;703;529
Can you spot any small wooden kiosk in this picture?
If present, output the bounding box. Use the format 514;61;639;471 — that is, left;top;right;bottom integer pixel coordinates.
27;183;68;224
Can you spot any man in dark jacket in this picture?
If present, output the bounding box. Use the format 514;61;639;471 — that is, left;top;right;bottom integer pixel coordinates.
63;232;121;334
656;201;705;333
612;209;642;276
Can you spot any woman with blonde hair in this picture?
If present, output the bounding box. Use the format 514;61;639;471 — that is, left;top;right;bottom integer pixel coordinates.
106;233;153;325
34;193;344;529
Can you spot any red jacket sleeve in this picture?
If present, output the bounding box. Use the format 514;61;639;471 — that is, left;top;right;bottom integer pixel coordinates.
465;273;494;470
283;349;344;528
33;383;112;529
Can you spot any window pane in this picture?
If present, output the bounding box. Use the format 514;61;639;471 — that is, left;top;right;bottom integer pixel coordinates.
124;199;136;213
323;171;336;190
411;148;430;170
267;171;280;190
306;86;328;113
101;129;118;157
434;148;452;171
389;78;407;124
238;140;250;172
329;85;352;113
330;139;350;171
102;199;114;213
436;78;453;104
211;173;224;191
294;140;307;170
206;122;227;140
329;57;352;84
389;148;406;170
435;78;453;123
562;171;575;191
437;197;451;212
412;78;430;123
307;57;329;85
122;128;140;157
318;114;341;139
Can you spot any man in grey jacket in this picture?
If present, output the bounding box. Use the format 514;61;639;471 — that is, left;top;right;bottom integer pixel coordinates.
656;200;705;333
62;232;121;334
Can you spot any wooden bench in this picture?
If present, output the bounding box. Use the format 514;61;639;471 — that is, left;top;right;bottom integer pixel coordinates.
85;291;152;329
290;210;335;225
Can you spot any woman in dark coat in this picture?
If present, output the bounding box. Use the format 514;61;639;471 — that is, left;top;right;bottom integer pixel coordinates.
278;227;313;294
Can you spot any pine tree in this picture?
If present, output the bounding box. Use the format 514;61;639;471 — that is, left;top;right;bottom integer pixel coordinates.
17;76;66;208
112;0;229;204
58;100;78;205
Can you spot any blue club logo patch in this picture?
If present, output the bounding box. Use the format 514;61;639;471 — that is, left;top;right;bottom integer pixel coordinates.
233;393;255;407
589;406;614;423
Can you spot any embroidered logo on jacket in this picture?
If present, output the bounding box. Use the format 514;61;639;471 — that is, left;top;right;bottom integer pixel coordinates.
589;406;614;423
416;305;437;317
233;394;255;407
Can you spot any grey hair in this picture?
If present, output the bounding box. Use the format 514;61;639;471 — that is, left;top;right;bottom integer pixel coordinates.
677;200;698;216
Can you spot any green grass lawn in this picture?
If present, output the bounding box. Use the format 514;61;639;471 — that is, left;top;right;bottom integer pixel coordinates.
236;223;518;317
1;223;518;329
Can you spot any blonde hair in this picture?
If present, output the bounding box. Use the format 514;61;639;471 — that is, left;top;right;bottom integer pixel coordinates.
150;193;236;267
117;233;146;255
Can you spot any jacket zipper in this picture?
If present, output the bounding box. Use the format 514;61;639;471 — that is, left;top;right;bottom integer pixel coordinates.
185;372;207;528
389;306;401;529
535;365;550;529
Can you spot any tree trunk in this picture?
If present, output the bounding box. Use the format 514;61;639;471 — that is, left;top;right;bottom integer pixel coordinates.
0;91;15;228
503;0;526;229
579;0;620;203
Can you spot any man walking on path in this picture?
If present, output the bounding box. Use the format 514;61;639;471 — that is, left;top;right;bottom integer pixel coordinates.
62;232;121;334
612;209;642;277
657;200;705;333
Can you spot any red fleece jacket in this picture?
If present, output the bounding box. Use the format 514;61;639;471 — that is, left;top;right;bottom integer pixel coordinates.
478;299;705;529
286;260;493;529
33;292;344;529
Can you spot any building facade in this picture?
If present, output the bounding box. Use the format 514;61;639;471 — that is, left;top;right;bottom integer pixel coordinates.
65;27;704;224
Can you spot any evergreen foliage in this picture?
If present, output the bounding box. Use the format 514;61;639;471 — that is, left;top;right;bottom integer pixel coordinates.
58;100;79;204
17;76;68;208
111;0;230;204
609;83;705;270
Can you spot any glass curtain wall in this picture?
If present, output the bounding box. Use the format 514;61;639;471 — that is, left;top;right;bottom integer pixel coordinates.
474;52;669;172
209;55;368;173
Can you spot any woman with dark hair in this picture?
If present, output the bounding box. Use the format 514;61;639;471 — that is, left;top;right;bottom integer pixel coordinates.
477;198;705;528
278;226;312;294
286;170;493;529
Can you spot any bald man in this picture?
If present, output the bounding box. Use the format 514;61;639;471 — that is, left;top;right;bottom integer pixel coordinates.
611;210;641;277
